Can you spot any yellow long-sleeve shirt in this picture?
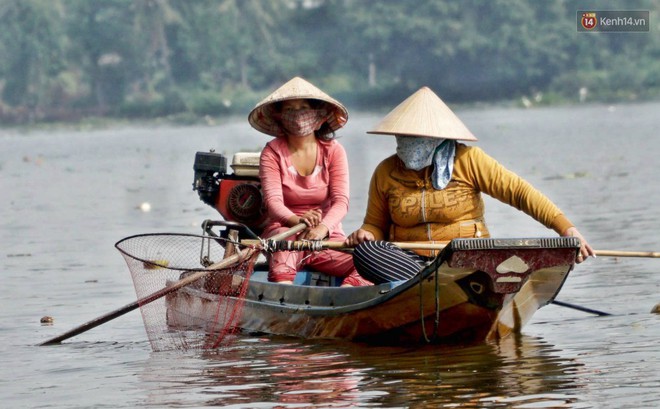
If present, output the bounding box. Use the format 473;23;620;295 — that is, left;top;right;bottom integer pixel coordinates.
360;143;573;250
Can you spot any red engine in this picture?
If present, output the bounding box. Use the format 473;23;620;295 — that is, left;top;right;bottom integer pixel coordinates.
193;151;267;235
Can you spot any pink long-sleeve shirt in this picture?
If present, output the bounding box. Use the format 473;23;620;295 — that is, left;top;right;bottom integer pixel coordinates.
259;137;350;236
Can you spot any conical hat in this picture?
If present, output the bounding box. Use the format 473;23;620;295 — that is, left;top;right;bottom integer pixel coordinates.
368;87;477;141
248;77;348;137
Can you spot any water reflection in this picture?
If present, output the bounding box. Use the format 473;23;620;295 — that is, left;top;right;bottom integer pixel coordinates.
138;334;587;408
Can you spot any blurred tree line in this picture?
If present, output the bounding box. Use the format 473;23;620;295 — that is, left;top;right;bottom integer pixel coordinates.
0;0;658;125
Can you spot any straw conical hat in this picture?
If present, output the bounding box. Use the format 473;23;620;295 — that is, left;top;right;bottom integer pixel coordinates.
368;87;477;141
248;76;348;137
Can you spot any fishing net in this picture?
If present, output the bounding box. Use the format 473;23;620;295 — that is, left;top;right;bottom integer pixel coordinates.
115;233;260;352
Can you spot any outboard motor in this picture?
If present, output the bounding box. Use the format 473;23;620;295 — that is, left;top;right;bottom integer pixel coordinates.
192;150;267;235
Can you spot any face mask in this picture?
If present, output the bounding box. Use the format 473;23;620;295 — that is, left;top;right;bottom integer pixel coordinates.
395;136;442;170
396;135;456;189
279;109;328;137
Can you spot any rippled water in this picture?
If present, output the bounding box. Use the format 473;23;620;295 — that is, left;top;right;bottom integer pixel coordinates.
2;102;659;408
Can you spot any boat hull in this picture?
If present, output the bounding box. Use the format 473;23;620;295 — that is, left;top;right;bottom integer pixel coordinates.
165;237;579;345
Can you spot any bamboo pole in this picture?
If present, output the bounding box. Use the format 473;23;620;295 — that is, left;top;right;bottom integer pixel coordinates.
594;250;660;258
241;239;447;251
551;300;612;316
245;239;660;259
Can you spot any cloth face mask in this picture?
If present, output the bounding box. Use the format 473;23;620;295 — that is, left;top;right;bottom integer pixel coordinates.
395;135;456;189
279;109;328;137
395;136;440;170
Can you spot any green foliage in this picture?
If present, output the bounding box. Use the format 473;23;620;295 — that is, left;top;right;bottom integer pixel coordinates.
184;89;232;116
119;88;186;118
0;0;67;108
0;0;658;125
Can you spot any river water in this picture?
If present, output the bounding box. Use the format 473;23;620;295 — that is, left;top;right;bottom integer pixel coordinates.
2;102;659;408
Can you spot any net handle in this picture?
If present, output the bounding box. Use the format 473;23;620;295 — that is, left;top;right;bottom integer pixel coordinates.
38;223;307;346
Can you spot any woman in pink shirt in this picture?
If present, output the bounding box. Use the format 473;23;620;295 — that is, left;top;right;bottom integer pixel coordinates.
248;77;370;286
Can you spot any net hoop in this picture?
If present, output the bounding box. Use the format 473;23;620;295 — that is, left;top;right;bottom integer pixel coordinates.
114;232;258;351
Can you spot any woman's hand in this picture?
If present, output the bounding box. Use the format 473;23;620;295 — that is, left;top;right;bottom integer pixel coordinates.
344;228;375;247
563;226;595;263
299;209;322;227
300;224;329;241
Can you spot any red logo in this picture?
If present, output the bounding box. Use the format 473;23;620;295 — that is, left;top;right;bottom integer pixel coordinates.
581;12;597;30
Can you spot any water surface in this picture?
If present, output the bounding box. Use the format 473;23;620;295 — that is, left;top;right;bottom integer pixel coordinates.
1;102;659;408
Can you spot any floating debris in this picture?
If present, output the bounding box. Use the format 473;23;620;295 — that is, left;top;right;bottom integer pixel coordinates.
40;316;54;325
651;303;660;314
544;171;590;181
143;259;169;270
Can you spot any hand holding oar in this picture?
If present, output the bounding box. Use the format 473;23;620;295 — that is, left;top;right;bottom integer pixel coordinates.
39;223;307;346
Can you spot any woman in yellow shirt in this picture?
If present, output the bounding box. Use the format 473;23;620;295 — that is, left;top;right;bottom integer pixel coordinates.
345;86;595;284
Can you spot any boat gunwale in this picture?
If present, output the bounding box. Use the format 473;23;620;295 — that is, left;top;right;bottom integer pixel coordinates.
174;236;580;317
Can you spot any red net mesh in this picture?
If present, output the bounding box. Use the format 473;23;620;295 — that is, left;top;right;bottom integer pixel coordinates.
115;233;259;351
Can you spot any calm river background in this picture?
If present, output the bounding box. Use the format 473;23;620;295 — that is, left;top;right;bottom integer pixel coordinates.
2;102;659;408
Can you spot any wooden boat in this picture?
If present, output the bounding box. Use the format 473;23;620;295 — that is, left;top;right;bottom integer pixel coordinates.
165;233;580;345
157;151;583;346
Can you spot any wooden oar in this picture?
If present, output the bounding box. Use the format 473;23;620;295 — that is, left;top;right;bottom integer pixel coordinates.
241;239;448;251
39;223;307;346
246;239;660;259
551;300;612;316
594;250;660;258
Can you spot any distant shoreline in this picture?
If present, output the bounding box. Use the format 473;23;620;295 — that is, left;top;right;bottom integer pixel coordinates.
2;97;658;134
